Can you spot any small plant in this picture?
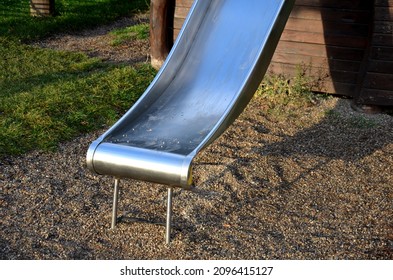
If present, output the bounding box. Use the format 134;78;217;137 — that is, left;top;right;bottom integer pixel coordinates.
348;116;377;129
258;64;329;107
256;63;331;125
324;109;341;119
110;24;149;46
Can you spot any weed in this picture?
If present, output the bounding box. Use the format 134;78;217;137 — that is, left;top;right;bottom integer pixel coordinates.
257;64;330;116
348;116;377;129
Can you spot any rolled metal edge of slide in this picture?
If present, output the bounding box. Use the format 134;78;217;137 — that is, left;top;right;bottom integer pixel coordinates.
86;141;194;189
86;139;100;174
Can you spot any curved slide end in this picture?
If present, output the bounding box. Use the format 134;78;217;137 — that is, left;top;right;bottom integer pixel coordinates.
87;142;194;189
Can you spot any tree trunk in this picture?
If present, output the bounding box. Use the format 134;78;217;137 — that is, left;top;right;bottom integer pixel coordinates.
150;0;174;69
30;0;55;17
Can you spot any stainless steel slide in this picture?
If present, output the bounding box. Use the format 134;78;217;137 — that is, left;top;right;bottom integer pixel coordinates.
86;0;294;188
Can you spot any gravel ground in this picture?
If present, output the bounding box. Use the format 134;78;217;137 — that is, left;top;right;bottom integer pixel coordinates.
1;16;392;260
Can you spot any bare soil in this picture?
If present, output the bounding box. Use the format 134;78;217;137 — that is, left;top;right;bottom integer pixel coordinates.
1;15;392;260
32;13;150;65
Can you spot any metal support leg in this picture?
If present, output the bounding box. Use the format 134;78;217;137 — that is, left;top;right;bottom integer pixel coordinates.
111;178;120;229
166;187;173;244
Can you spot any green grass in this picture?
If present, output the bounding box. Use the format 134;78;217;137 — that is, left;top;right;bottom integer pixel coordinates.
0;0;150;42
0;39;155;156
325;110;378;129
0;1;155;157
110;23;149;46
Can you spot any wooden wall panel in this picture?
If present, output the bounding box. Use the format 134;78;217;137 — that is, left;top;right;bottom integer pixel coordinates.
355;0;393;105
169;0;393;105
271;0;373;95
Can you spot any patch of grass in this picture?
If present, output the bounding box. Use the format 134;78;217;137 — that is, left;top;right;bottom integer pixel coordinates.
348;116;378;129
324;109;341;120
325;109;379;129
0;0;150;42
0;39;156;156
0;0;155;157
110;23;149;46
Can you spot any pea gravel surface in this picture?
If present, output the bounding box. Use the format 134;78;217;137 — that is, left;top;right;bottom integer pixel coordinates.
1;16;392;260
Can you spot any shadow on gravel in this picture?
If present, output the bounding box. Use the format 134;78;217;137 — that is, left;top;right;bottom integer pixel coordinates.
189;98;392;259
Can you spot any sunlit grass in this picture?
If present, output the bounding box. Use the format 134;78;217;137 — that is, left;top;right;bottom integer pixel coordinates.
110;23;149;46
0;1;154;157
0;39;156;156
0;0;150;41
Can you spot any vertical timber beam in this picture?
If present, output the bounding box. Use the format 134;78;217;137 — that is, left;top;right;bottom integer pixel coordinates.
150;0;174;70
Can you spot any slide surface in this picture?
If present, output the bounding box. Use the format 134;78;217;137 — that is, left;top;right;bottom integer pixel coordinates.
87;0;295;188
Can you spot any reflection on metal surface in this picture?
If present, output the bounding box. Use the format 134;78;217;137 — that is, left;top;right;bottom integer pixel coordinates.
87;0;294;188
86;0;294;243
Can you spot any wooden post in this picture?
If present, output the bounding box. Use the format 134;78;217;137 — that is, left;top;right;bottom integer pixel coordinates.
150;0;174;70
30;0;55;17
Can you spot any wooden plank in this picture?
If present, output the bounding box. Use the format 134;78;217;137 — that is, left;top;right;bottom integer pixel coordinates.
271;51;361;72
280;29;367;48
174;17;185;31
30;0;53;4
271;52;330;70
372;34;393;47
174;6;189;19
296;0;373;10
375;0;393;6
31;4;51;9
275;41;365;61
285;17;370;36
371;46;393;60
176;0;194;7
366;59;393;73
268;62;328;78
362;73;393;91
374;21;393;34
375;7;393;20
290;5;371;24
357;89;393;105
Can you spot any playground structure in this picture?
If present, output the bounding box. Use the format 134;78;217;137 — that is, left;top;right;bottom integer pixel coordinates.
87;0;295;243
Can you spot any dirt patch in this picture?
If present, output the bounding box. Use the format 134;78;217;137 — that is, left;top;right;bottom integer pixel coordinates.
32;13;150;65
1;16;393;260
